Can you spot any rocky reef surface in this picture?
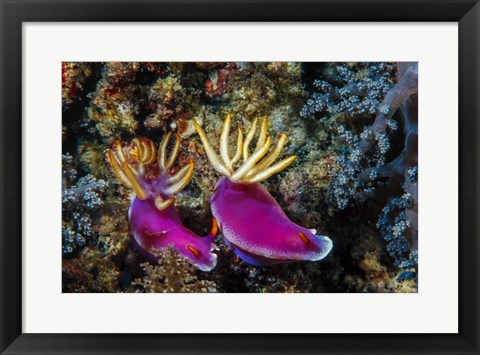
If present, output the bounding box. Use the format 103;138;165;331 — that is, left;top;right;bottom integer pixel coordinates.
62;62;417;293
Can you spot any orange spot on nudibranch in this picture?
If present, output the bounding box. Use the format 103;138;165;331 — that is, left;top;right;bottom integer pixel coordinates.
299;232;310;245
187;245;201;257
210;217;218;236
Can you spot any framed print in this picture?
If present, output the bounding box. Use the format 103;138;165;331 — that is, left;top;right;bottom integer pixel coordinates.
1;0;479;354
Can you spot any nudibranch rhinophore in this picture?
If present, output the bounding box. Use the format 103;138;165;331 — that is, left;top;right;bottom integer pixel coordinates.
193;115;333;266
106;133;218;271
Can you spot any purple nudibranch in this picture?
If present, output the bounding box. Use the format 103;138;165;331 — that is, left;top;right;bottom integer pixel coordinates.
194;115;333;266
106;134;218;271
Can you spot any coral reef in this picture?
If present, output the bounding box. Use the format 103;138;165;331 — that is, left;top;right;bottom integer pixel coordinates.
62;153;107;254
300;62;395;120
302;62;418;285
62;61;418;293
145;75;193;130
224;62;305;119
87;62;167;137
132;247;217;293
62;62;92;107
377;192;418;281
62;247;120;292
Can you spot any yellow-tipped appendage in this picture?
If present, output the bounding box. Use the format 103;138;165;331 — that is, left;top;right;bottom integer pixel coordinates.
193;115;297;183
192;120;232;177
155;195;174;211
164;160;194;195
106;133;194;210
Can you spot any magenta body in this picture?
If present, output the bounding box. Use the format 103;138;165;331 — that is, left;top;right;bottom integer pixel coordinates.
210;177;333;265
129;197;217;271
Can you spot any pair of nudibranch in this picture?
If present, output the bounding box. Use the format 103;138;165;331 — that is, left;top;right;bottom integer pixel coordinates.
106;116;333;271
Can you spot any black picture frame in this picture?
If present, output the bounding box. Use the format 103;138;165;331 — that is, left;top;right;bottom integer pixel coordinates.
1;0;479;354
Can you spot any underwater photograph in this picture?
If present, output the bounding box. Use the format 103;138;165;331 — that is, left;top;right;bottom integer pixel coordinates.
62;62;418;293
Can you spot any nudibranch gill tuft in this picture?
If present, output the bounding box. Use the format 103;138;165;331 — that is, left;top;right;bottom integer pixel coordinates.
106;133;218;271
193;115;333;266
